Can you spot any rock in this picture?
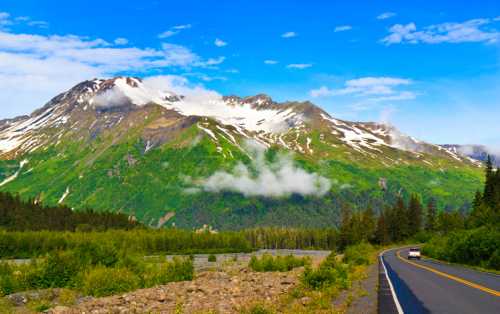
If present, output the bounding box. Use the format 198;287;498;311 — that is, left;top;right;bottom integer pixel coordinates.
6;293;27;306
56;258;312;313
50;306;70;314
300;296;312;305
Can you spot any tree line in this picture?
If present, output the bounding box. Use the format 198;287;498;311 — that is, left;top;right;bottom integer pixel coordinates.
469;156;500;227
339;193;472;248
0;192;138;231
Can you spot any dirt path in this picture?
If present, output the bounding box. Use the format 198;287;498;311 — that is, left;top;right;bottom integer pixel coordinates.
345;263;378;314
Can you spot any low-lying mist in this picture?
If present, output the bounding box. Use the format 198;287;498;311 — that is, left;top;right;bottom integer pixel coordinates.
196;140;331;197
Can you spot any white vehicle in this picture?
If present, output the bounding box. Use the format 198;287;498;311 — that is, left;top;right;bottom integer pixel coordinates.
408;248;421;260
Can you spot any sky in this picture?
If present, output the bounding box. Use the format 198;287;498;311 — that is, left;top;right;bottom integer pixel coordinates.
0;0;499;148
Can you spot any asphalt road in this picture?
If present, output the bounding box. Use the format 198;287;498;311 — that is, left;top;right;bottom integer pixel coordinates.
380;247;500;314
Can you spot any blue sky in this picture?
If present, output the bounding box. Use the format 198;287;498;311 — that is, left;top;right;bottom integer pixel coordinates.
0;0;499;148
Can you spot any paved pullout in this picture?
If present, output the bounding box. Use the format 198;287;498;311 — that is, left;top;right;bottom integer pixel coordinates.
380;247;500;314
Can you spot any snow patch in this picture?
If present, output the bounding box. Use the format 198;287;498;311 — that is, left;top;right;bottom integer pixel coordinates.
0;159;28;187
58;187;70;204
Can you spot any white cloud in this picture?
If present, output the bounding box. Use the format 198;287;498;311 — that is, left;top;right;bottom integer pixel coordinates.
0;28;224;118
214;38;227;47
197;140;331;197
183;72;228;82
1;13;49;29
158;30;177;38
264;59;278;64
377;12;396;20
196;56;226;67
334;25;352;32
381;18;500;45
0;12;11;28
14;16;29;22
309;86;332;98
114;37;128;45
281;31;297;38
27;20;49;28
287;63;312;69
457;144;500;158
92;86;130;109
173;24;191;30
158;24;192;39
310;76;415;105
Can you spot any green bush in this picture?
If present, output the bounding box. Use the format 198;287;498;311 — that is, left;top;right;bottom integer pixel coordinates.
82;267;140;297
0;229;252;259
249;253;310;272
243;304;273;314
300;252;351;290
343;243;373;266
0;262;42;296
143;257;193;287
73;241;119;267
208;254;217;262
0;263;16;296
37;251;82;288
422;226;500;270
412;231;433;243
301;264;337;290
488;249;500;270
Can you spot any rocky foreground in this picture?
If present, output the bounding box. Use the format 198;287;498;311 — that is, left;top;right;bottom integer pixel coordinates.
49;267;301;314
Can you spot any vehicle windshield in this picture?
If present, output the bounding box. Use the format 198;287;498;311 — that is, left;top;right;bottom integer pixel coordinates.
410;248;420;252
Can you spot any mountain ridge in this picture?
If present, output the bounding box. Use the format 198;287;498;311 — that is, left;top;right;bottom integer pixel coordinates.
0;77;484;229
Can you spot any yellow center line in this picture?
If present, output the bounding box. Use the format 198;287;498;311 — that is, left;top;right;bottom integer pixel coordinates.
396;249;500;297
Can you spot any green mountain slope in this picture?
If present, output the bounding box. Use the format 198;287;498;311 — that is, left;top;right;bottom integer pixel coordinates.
0;77;483;229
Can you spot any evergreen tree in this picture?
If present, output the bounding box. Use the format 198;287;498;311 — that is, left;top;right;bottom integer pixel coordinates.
361;207;376;243
375;209;389;244
338;205;353;249
483;155;495;207
391;196;409;241
425;198;437;232
408;194;423;236
436;211;465;233
472;190;482;211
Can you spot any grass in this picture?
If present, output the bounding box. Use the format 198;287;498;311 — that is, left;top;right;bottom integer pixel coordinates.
208;254;217;262
276;243;378;314
0;249;194;298
248;254;311;272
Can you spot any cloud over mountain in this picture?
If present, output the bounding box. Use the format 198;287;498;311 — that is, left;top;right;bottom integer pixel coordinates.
198;140;331;197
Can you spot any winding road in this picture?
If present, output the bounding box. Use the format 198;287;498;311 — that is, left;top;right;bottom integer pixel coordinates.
379;247;500;314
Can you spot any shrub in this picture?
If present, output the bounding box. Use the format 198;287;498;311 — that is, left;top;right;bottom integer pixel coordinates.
38;251;82;288
413;231;433;243
73;241;119;267
242;304;274;314
143;257;193;287
422;226;500;270
343;243;373;266
249;254;310;272
82;267;140;297
301;264;337;290
300;252;351;290
488;249;500;270
0;263;16;296
208;254;217;262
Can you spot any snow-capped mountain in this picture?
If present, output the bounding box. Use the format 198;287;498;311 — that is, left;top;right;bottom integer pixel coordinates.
0;77;484;228
441;144;500;167
0;77;477;166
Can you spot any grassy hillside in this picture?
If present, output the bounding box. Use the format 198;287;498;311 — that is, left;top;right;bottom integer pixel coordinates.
0;118;482;229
